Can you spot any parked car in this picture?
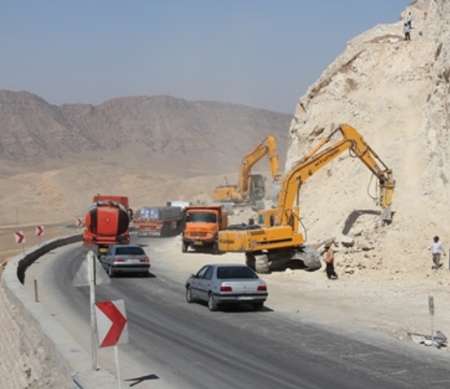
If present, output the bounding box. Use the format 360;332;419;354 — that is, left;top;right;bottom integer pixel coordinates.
99;244;150;277
185;264;268;311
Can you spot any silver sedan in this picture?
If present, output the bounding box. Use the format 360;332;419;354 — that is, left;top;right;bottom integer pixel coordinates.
99;244;150;277
185;264;268;311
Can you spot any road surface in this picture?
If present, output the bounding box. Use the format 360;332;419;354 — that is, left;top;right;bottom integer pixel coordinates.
28;240;450;389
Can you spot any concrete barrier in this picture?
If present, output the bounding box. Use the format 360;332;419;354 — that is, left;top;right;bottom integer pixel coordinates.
3;234;117;388
17;234;83;284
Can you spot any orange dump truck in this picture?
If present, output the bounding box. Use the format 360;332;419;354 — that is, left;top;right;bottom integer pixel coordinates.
182;206;228;254
83;195;131;255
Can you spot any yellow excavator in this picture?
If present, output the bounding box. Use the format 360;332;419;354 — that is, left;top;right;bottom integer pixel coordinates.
212;135;281;205
219;124;395;273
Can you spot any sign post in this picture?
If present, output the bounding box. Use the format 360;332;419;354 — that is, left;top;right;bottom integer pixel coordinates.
96;299;128;389
76;218;84;228
15;231;26;255
87;251;99;370
35;225;45;245
114;346;122;389
428;295;435;345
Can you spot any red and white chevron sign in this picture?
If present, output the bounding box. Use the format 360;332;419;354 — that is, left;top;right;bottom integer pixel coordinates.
95;299;128;348
15;231;25;244
35;225;45;237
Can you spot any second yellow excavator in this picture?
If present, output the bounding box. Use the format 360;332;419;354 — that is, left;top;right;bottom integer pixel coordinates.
212;135;281;205
219;124;395;273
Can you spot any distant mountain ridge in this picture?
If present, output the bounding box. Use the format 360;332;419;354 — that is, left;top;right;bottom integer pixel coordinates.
0;90;290;174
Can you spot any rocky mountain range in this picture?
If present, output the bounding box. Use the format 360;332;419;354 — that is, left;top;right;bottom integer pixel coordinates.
0;90;290;175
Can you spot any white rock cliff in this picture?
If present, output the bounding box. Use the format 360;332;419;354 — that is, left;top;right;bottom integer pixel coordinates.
286;0;450;275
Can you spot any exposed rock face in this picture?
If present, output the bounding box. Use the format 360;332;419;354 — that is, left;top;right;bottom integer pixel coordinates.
0;280;71;388
0;91;290;174
286;0;450;275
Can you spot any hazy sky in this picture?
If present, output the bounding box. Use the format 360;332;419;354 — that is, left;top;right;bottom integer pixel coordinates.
1;1;410;113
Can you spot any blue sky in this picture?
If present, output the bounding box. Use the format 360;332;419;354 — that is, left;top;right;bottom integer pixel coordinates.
0;1;410;112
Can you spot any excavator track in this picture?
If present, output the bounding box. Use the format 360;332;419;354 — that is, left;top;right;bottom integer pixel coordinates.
289;246;322;271
246;246;321;274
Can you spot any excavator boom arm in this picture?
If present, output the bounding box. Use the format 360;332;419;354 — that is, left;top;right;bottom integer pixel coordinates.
238;135;281;196
277;124;395;225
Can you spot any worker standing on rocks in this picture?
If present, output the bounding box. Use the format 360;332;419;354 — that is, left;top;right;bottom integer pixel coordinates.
404;12;413;41
324;244;338;280
404;21;412;41
431;236;445;270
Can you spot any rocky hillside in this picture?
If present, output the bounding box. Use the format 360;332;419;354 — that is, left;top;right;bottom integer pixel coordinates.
287;0;450;277
0;90;290;175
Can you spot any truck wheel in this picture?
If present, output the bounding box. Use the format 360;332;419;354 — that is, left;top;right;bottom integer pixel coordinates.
245;253;256;270
255;254;270;274
182;241;189;253
208;293;218;311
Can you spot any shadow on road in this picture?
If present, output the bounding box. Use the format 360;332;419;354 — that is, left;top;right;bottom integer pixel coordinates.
111;271;157;279
196;301;274;314
220;304;274;314
125;373;160;387
183;249;226;256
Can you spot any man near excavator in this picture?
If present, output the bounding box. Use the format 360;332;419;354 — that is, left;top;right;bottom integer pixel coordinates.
324;244;338;280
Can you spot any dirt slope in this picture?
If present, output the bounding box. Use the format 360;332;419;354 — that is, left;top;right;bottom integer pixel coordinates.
0;91;290;224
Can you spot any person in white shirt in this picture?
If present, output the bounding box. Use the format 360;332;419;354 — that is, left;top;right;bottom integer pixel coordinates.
431;236;445;269
404;22;412;41
404;11;413;41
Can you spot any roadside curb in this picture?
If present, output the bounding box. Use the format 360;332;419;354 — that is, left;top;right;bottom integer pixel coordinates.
3;235;117;388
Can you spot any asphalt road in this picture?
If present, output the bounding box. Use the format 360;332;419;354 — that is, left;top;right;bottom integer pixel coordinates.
35;241;450;389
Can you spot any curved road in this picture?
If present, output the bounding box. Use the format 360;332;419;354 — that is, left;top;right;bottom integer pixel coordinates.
30;240;450;389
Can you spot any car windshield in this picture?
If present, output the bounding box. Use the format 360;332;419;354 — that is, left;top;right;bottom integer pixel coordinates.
186;212;217;223
217;266;258;279
115;247;145;255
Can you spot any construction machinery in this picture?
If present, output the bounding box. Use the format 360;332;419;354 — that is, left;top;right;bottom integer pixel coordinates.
83;195;131;255
182;206;228;254
134;206;184;237
212;135;281;205
219;124;395;273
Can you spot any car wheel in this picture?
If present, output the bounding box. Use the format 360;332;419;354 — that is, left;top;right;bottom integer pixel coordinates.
208;293;218;311
186;286;194;303
253;301;264;310
108;266;115;278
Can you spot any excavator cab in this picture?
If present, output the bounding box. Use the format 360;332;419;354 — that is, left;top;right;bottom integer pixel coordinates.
248;174;265;202
212;135;280;205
